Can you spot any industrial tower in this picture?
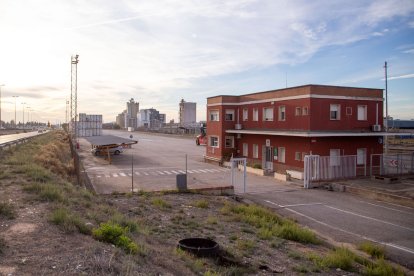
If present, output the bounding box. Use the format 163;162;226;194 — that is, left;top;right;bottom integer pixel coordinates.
70;55;79;142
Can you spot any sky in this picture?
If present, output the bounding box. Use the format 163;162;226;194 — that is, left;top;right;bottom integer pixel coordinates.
0;0;413;124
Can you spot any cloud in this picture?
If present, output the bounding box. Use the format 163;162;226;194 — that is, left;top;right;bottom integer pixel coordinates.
0;0;414;122
403;49;414;54
385;73;414;80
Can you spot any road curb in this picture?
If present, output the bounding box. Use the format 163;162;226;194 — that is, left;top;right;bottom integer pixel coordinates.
329;183;414;208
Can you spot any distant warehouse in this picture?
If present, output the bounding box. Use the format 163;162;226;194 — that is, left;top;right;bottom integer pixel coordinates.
77;113;103;137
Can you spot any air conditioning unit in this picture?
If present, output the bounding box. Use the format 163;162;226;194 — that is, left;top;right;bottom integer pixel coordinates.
235;124;243;130
372;125;381;132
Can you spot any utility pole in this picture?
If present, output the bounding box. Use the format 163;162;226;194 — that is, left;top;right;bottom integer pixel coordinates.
0;84;4;129
384;61;388;154
70;54;79;145
12;95;18;128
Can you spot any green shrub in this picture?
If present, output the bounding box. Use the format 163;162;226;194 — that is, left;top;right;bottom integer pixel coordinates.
358;241;385;259
0;201;16;219
252;163;262;169
92;222;139;254
23;183;64;202
152;198;171;209
110;213;139;233
194;199;209;209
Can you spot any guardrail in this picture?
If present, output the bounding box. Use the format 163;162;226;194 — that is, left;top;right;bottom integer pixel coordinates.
0;132;46;155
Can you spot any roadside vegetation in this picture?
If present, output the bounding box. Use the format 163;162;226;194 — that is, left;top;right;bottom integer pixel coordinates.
0;130;409;275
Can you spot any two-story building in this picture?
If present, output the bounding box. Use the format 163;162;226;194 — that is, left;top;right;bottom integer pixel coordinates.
205;84;385;176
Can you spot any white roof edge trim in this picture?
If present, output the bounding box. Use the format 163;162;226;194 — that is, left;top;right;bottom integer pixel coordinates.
207;94;383;107
225;129;402;137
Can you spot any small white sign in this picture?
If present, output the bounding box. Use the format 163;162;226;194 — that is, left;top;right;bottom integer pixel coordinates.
266;139;270;147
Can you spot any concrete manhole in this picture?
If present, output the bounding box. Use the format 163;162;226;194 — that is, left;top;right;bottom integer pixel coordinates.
178;238;219;257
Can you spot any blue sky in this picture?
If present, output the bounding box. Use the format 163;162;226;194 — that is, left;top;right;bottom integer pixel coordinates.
0;0;413;124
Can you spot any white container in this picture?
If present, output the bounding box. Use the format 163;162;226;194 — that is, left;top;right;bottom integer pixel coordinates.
128;127;134;132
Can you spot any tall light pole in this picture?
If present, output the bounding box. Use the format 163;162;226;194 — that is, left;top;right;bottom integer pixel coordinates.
26;107;31;129
384;61;388;154
70;54;79;144
21;102;26;129
0;84;4;129
12;95;19;128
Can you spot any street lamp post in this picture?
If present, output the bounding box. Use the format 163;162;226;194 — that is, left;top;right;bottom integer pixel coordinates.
26;107;31;129
12;95;19;128
21;102;26;129
0;84;4;129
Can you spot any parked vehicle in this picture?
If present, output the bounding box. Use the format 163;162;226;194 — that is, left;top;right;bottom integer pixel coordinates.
196;124;207;146
91;145;123;156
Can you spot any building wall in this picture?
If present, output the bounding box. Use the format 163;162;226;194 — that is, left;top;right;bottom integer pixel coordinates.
179;100;196;126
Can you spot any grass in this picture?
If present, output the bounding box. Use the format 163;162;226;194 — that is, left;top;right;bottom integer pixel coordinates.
308;247;356;272
363;258;404;276
206;216;218;225
0;236;5;254
92;222;143;255
23;183;65;202
221;202;319;244
194;199;209;208
0;201;16;219
151;198;171;209
358;241;386;259
236;239;255;253
49;208;91;234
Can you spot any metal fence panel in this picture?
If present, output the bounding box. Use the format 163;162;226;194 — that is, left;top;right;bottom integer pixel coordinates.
371;153;414;176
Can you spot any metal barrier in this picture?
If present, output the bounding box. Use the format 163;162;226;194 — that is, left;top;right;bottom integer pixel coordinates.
68;137;95;192
370;153;414;176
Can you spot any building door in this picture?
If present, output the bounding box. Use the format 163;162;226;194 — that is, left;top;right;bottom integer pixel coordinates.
264;146;273;171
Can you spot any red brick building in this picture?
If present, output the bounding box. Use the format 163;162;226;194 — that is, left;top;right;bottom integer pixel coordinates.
205;84;384;175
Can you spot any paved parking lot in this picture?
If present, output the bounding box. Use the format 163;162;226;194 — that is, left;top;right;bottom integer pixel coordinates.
78;130;232;193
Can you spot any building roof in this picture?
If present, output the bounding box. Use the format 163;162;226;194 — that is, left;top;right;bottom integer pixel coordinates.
85;135;138;146
225;129;408;137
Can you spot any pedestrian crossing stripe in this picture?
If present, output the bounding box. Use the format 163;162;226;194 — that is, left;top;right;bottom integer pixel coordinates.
94;168;229;178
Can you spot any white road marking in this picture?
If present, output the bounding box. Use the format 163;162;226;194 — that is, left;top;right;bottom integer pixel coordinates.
280;203;324;208
198;169;209;173
187;170;194;174
171;170;179;174
204;169;216;173
135;172;140;176
210;169;222;172
358;200;414;215
264;200;414;255
143;172;149;176
119;173;127;177
219;168;229;172
97;175;102;178
163;171;172;175
178;170;186;174
112;173;118;177
128;173;132;176
325;205;414;232
157;171;165;175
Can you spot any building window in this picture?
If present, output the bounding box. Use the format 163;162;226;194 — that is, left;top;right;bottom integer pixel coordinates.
295;107;302;116
209;136;219;148
330;104;340;120
329;149;340;166
263;108;274;121
302;107;309;116
243;143;248;157
243;108;248;121
225;109;235;121
346;107;352;116
225;136;234;148
278;147;285;163
209;110;219;121
357;148;366;165
357;105;367;121
295;152;301;161
253;108;259;121
253;144;259;158
278;106;286;121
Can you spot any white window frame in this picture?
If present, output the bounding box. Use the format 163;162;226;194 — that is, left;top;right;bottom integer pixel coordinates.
295;151;301;161
253;144;259;158
225;136;234;148
329;149;340;166
278;106;286;121
302;107;309;116
225;109;235;121
357;105;367;121
253;108;259;121
243;108;248;121
330;104;340;120
263;107;274;121
295;107;301;116
357;148;366;165
242;143;248;157
209;136;219;148
278;147;286;163
209;110;219;121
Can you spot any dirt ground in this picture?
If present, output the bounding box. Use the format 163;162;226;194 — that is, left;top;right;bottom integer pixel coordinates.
0;131;406;275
